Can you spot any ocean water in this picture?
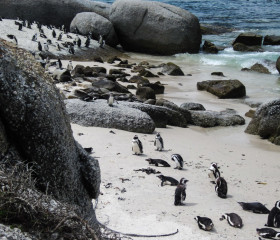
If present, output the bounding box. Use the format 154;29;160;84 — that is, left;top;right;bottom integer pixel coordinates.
97;0;280;102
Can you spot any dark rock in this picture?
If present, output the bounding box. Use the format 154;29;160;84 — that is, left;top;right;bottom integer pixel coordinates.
127;84;137;89
245;109;255;118
0;0;110;30
109;0;201;55
245;99;280;145
0;40;100;225
140;82;165;94
136;87;156;101
263;35;280;45
129;75;150;84
93;56;104;63
138;69;158;78
118;77;129;82
92;79;130;93
107;56;122;64
276;56;280;74
211;72;225;77
197;80;246;99
189;109;245;127
232;32;263;46
203;40;219;54
109;68;130;77
200;24;235;35
70;12;119;47
72;64;85;76
233;43;263;52
144;99;156;105
132;65;146;73
65;99;155;133
250;63;270;74
180;102;206;111
91;66;107;74
59;70;72;82
161;62;184;76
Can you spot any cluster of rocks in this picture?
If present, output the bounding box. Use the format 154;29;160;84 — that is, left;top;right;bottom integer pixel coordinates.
1;0;202;55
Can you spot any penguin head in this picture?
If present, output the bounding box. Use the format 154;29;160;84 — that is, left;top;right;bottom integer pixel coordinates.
156;175;164;180
209;162;219;171
156;132;161;137
194;216;200;222
275;200;280;210
179;178;188;185
219;214;227;221
133;135;138;140
275;233;280;239
145;158;151;163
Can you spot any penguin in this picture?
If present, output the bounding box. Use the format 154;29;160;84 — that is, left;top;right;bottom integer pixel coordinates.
154;132;164;151
68;45;75;54
85;37;90;48
52;29;56;38
57;59;62;69
194;216;214;231
256;228;280;239
98;35;104;48
171;154;184;170
43;42;49;51
66;34;73;39
215;177;227;199
57;33;63;41
0;17;2;21
132;135;143;155
27;21;32;29
12;36;18;45
56;42;61;51
174;178;188;206
220;213;243;228
67;60;73;72
32;33;37;41
107;93;118;107
208;162;220;184
238;202;270;214
145;158;170;167
7;34;15;40
40;33;47;39
77;37;81;48
266;200;280;228
47;39;52;45
38;41;42;52
18;23;23;31
157;175;179;186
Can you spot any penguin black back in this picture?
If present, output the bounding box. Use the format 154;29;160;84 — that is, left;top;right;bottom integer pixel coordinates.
157;175;179;186
220;213;243;228
215;177;227;198
194;216;214;231
266;200;280;227
256;228;280;239
238;202;270;214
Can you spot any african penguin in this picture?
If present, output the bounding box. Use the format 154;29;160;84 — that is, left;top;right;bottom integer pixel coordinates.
57;59;62;69
220;213;243;228
154;132;164;151
67;60;73;72
256;228;280;239
215;177;227;199
56;42;61;51
85;37;90;48
171;154;184;170
68;45;75;54
208;162;220;183
32;33;37;41
238;202;270;214
77;37;81;48
145;158;170;167
12;36;18;45
18;23;23;31
132;135;143;155
57;33;63;41
157;175;179;186
107;93;115;107
38;42;42;52
52;29;56;38
43;43;49;51
174;178;188;206
194;216;214;231
266;200;280;228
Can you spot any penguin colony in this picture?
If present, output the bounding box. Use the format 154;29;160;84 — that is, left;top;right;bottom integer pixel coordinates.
131;133;280;237
1;17;279;239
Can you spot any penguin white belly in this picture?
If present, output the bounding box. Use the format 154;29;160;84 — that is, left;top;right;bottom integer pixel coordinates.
155;139;162;150
132;142;141;154
208;170;215;181
108;97;114;106
175;160;182;168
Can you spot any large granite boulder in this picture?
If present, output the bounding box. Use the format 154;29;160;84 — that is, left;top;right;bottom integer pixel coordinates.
232;32;263;46
0;40;100;225
276;56;280;74
189;109;245;127
245;99;280;145
197;80;246;99
70;12;119;47
109;0;201;55
0;0;111;29
136;87;156;101
263;35;280;45
65;99;155;133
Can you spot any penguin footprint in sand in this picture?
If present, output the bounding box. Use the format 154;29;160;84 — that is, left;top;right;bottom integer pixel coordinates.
194;216;214;231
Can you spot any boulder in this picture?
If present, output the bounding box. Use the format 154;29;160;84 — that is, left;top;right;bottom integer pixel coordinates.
65;99;155;133
233;43;263;52
0;40;100;225
276;56;280;74
59;70;72;82
129;75;150;84
202;40;219;54
161;62;184;76
197;80;246;99
232;32;263;46
250;63;270;74
211;72;225;77
91;79;130;93
121;102;188;128
136;87;156;101
245;99;280;145
138;69;159;78
189;109;245;127
140;82;165;94
109;0;201;55
263;35;280;45
70;12;119;47
0;0;111;29
180;102;206;111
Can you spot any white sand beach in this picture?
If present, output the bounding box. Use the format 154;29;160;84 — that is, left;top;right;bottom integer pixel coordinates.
68;54;280;240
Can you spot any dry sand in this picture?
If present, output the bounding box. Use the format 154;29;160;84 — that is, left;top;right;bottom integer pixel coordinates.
68;54;280;239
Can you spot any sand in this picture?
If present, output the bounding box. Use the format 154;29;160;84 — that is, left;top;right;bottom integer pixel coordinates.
67;54;280;240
